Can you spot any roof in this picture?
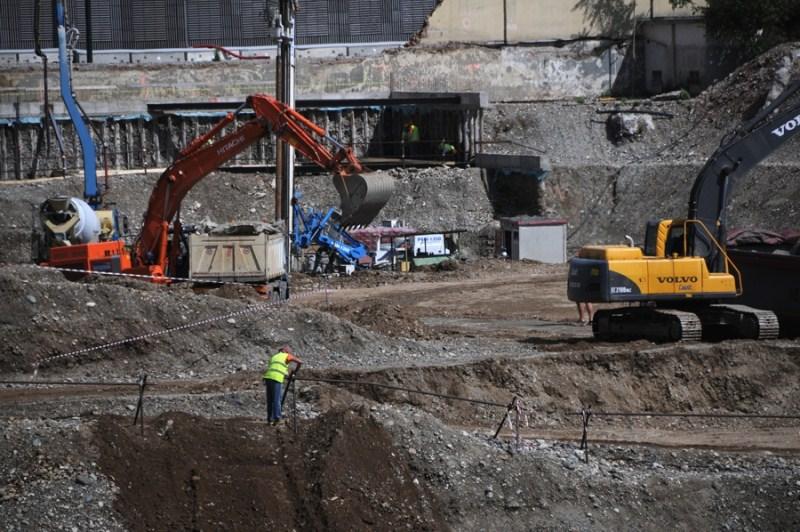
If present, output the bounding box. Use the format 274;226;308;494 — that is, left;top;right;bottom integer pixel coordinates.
499;216;567;228
349;227;467;239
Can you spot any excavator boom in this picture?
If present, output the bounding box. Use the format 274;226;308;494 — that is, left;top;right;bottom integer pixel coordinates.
133;94;393;275
248;95;394;227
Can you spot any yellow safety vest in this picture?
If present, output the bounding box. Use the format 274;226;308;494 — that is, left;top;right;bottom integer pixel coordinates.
405;124;420;142
263;352;291;383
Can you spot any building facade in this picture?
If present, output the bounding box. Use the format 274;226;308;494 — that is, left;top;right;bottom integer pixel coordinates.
0;0;438;51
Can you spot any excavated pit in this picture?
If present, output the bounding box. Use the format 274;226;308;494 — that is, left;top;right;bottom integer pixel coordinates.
93;410;447;532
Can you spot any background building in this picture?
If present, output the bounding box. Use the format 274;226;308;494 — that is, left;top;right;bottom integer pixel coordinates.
0;0;438;51
421;0;703;44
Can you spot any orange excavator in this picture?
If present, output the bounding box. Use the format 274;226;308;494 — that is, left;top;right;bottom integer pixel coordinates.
37;94;394;280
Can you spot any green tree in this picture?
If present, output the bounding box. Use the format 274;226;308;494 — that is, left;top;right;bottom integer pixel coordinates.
573;0;636;39
670;0;800;56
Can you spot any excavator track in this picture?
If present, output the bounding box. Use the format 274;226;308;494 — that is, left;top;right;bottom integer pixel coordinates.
699;304;780;340
592;307;702;343
592;304;780;343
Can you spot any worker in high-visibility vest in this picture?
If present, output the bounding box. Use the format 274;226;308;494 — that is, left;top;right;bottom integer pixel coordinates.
438;139;457;159
402;120;421;158
263;345;302;425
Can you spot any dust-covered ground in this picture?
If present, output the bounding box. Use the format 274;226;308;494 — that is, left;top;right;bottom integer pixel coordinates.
2;46;800;531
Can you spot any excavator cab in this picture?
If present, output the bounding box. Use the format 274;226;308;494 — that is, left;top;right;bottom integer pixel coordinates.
642;218;685;258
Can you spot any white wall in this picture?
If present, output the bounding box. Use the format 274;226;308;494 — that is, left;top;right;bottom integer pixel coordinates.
505;223;567;263
422;0;705;44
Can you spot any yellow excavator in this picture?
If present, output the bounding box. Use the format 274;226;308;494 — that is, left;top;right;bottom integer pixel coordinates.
568;81;800;342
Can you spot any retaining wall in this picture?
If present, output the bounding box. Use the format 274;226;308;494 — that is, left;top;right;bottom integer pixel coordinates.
1;43;624;119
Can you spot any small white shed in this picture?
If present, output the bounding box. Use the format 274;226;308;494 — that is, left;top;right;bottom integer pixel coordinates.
498;216;567;263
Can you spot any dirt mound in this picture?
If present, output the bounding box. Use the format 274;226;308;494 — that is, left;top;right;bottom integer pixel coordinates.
94;410;447;531
695;43;800;125
0;263;438;376
322;299;440;340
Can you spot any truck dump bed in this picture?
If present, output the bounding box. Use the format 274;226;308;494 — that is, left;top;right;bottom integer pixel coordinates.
728;248;800;336
189;223;285;283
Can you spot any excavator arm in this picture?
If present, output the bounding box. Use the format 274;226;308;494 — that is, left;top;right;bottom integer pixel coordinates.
132;94;393;276
688;80;800;270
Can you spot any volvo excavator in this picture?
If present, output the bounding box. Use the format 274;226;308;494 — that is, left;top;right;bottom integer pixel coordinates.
568;80;800;342
36;93;394;281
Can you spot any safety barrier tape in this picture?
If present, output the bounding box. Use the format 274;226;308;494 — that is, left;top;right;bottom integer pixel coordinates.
34;299;283;370
35;264;266;287
0;379;141;386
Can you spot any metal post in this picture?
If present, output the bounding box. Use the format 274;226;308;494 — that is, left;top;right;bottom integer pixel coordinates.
275;0;296;278
503;0;508;46
671;21;678;90
492;396;517;439
291;376;297;435
133;374;147;435
85;0;93;63
579;407;591;463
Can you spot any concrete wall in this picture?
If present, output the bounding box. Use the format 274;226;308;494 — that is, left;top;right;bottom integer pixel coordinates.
422;0;704;44
0;43;625;119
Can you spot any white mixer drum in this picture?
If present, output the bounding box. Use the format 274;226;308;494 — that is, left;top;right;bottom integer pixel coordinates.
69;198;101;243
40;197;101;245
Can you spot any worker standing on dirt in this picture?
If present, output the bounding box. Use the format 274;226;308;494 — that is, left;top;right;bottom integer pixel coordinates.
263;345;302;425
576;301;594;325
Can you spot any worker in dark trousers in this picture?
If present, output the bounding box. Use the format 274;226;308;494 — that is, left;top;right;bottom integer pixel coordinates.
263;345;302;425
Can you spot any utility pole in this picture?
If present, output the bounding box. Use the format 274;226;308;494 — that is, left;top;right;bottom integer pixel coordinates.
85;0;93;63
275;0;296;275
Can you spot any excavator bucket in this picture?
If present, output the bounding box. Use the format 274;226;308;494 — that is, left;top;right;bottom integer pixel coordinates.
333;172;395;227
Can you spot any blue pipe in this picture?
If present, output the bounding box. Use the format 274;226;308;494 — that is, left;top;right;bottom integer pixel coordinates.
56;0;99;206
